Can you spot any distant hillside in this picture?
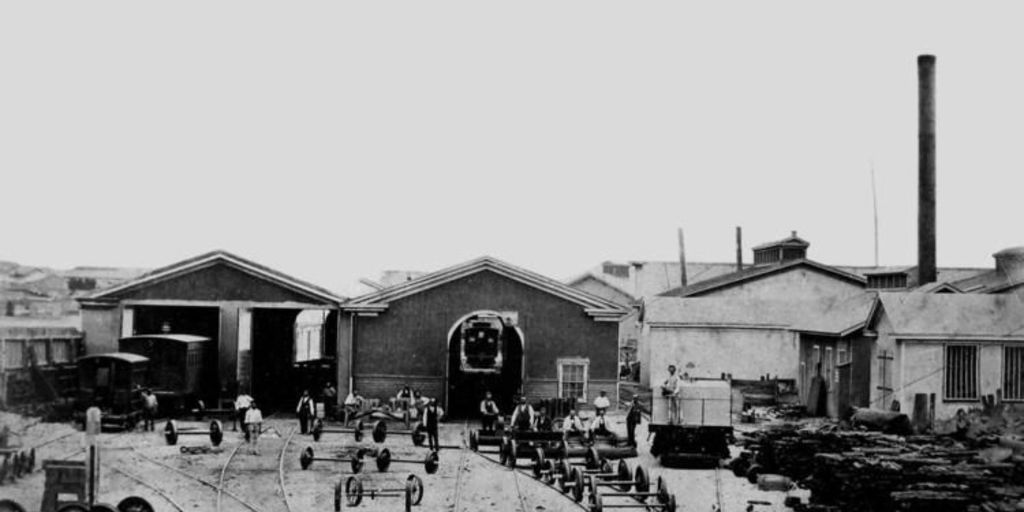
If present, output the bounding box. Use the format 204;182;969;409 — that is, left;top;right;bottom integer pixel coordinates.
0;260;148;318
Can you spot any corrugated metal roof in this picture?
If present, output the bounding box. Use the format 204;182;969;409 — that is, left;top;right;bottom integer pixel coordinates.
875;292;1024;337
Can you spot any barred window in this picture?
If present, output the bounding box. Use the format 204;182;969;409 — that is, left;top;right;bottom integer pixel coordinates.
558;358;589;402
1004;346;1024;401
945;345;979;400
5;340;25;368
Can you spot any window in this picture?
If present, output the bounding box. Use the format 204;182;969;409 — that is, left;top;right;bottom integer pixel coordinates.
945;345;979;400
1004;346;1024;401
31;339;48;365
837;341;850;365
5;340;24;368
558;358;589;402
51;339;72;363
601;264;630;278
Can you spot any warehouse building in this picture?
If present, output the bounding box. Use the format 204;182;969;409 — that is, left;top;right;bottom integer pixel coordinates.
339;256;629;417
78;251;344;411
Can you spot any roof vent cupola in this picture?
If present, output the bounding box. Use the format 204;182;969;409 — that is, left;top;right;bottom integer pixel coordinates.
752;231;810;266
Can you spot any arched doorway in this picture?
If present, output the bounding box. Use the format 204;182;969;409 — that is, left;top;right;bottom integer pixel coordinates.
446;311;523;418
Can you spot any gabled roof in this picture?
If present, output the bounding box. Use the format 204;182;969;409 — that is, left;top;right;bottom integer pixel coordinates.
344;256;629;321
871;292;1024;338
659;259;867;297
83;250;344;305
643;292;875;337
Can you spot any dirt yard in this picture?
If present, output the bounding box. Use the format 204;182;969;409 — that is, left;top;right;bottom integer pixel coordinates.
1;411;802;512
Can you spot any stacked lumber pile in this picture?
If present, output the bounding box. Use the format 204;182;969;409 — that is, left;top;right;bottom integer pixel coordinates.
735;425;1024;511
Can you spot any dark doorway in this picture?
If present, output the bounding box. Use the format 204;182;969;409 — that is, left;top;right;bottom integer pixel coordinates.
251;308;301;413
132;306;220;405
446;313;523;418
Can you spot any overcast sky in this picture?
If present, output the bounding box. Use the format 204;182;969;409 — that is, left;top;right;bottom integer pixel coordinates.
2;2;1023;296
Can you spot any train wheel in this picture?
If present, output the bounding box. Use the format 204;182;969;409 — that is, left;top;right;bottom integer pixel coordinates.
0;499;27;512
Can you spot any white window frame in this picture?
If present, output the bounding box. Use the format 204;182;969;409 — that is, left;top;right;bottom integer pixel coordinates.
557;357;589;403
1004;344;1024;402
944;344;979;401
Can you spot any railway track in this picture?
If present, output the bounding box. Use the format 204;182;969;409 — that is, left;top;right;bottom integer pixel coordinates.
471;448;590;512
107;465;187;512
276;427;296;512
127;447;262;512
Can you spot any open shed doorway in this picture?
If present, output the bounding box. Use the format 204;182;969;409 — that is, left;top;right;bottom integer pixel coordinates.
131;305;220;406
250;308;336;414
446;311;523;418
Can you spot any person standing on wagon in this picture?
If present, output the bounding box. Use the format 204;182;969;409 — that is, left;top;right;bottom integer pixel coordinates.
296;389;316;435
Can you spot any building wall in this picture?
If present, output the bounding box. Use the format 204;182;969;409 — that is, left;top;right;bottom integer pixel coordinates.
643;326;799;389
693;268;864;301
343;270;619;404
895;340;1015;422
80;305;121;354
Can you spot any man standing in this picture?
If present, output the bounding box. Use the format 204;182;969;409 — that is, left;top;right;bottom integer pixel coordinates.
141;388;158;432
479;391;500;433
234;391;253;433
661;365;681;424
509;397;535;432
245;401;263;455
296;389;315;435
626;396;643;447
593;390;611;416
423;398;443;452
322;382;337;420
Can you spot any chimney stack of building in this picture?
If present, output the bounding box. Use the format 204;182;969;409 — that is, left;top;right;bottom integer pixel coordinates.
736;226;744;271
678;228;688;289
918;55;938;284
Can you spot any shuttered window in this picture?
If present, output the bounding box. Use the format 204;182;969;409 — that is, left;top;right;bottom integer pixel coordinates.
945;345;979;401
1004;346;1024;401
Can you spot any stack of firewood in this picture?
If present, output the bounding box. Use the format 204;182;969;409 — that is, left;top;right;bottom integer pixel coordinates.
735;426;1024;511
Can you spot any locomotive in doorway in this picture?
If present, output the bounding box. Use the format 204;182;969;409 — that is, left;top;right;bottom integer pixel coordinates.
447;311;523;417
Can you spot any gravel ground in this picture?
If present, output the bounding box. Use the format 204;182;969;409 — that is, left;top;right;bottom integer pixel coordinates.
1;411;805;512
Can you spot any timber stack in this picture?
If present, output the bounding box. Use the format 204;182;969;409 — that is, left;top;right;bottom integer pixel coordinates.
732;425;1024;511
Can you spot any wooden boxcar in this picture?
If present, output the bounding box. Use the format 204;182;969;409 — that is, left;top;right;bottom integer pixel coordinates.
76;352;149;430
118;334;211;415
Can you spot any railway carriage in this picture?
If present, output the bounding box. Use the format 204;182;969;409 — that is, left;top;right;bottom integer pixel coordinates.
649;378;733;467
75;352;150;430
118;334;211;415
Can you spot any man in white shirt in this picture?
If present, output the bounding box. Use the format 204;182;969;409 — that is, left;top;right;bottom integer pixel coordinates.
562;409;585;435
589;409;611;437
234;392;253;433
593;390;611;416
244;401;263;455
661;365;681;424
141;389;158;432
343;389;365;425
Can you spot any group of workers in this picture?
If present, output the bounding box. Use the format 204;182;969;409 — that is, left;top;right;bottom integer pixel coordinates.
479;390;645;447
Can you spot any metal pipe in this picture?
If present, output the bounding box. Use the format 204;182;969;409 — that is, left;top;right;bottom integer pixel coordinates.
735;226;743;271
677;228;688;289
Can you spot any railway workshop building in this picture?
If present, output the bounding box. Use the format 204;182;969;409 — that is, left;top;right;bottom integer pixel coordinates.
339;256;630;418
77;251;344;412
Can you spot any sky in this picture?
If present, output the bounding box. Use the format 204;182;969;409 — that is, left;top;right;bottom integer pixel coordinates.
2;2;1023;297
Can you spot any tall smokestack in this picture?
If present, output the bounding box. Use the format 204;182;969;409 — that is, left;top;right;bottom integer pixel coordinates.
735;226;744;271
677;228;688;288
918;55;937;284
